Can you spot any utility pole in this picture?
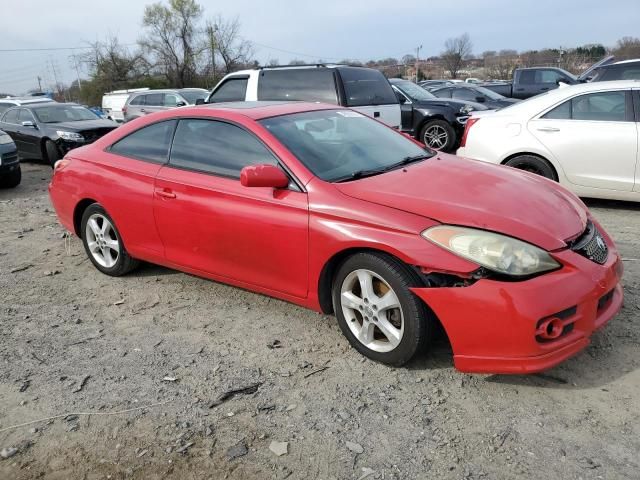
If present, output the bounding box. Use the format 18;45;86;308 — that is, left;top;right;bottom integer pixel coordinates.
37;76;42;92
72;54;82;94
415;45;423;83
207;23;217;87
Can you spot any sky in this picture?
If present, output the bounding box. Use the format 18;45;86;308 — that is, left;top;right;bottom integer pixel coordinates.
1;0;639;95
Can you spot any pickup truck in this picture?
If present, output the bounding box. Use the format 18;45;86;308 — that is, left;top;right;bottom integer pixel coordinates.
482;57;614;99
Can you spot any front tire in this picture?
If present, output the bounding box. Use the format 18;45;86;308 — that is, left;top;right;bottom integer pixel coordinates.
332;252;433;366
504;155;557;180
0;165;21;188
420;120;456;152
80;204;139;276
44;140;60;168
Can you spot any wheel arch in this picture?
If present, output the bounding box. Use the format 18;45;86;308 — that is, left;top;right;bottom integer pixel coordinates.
317;246;426;315
73;198;98;237
501;152;559;182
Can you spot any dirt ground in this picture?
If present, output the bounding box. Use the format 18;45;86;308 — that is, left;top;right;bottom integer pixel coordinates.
1;162;639;480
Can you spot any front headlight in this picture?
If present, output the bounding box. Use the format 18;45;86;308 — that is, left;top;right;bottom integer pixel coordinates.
422;225;560;277
0;134;13;145
56;131;85;142
459;104;475;115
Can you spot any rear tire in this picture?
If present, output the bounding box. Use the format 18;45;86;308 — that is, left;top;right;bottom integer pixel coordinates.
419;120;456;152
44;140;60;168
504;155;557;180
80;204;139;276
332;252;433;366
0;165;21;188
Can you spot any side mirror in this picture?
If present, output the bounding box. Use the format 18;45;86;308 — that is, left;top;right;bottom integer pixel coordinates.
21;121;36;128
176;101;187;107
195;98;206;105
475;96;486;103
240;164;289;188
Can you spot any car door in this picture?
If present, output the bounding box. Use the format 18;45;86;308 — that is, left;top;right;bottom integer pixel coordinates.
392;87;414;134
153;117;309;298
529;89;637;191
17;109;41;157
103;120;177;256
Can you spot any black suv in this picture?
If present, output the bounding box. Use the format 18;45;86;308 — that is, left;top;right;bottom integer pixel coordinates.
389;79;488;152
590;59;640;81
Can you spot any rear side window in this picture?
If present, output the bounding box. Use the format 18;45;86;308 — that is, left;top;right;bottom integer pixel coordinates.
542;91;628;122
0;102;13;114
338;67;397;107
110;120;177;163
258;69;338;104
169;119;277;178
2;109;19;124
435;88;453;98
210;78;248;102
452;88;478;101
601;66;640;81
129;95;145;106
519;70;536;85
144;93;164;106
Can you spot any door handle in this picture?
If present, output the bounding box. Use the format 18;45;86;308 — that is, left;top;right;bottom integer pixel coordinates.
156;189;176;199
537;127;560;132
141;108;147;113
540;87;550;91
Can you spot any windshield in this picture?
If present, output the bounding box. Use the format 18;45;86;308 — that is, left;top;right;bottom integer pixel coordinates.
472;86;505;100
179;89;207;104
260;109;434;182
32;105;99;123
394;81;436;101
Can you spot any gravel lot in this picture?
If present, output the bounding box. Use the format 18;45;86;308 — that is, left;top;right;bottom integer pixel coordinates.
1;163;639;480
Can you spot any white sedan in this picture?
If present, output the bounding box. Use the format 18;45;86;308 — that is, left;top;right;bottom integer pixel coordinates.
457;80;640;202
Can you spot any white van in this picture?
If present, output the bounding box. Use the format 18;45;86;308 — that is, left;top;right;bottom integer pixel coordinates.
204;65;401;129
102;88;149;122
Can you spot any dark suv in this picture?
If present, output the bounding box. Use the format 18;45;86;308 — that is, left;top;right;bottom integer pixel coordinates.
590;59;640;81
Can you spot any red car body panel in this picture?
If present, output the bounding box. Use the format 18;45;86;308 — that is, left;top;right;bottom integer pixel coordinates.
48;102;624;374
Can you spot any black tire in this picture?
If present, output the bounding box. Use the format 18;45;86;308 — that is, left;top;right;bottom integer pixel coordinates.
419;120;456;152
80;203;139;276
0;165;21;188
504;155;557;180
44;140;60;168
332;252;433;366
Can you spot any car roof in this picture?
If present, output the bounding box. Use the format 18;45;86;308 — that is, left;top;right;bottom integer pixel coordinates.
0;97;55;105
188;101;344;120
18;102;80;110
609;58;640;66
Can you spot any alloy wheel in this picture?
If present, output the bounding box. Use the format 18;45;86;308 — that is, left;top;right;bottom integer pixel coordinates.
340;269;404;353
423;125;449;150
84;213;120;268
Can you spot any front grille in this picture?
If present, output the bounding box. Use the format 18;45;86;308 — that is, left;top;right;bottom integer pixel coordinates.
570;221;608;265
1;151;18;164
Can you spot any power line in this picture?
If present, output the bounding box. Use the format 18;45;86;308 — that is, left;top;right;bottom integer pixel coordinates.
0;44;137;53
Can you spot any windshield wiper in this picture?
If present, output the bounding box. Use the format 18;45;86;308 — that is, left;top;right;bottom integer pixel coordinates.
332;154;432;183
333;167;388;183
383;153;433;172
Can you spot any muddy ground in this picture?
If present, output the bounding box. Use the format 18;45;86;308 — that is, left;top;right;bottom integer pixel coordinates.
0;162;639;480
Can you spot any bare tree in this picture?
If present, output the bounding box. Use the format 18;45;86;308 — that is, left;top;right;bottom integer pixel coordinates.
81;36;149;87
209;14;254;74
614;36;640;59
139;0;206;87
441;33;473;78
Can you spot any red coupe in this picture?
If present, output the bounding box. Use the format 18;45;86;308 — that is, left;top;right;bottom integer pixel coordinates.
48;102;623;373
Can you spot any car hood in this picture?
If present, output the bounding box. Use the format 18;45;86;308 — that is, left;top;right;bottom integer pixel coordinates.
46;119;118;132
334;154;587;250
413;99;489;111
